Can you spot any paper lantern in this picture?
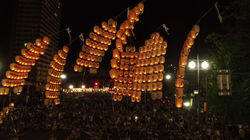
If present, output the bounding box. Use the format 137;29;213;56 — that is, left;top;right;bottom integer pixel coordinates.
43;36;50;45
157;73;163;81
192;25;200;35
152;82;157;91
141;84;146;91
113;49;120;59
176;87;184;98
9;102;15;108
156;91;163;99
175;97;183;108
162;41;167;49
118;70;123;77
123;71;128;78
152;74;158;82
153;65;159;73
63;46;69;53
151;92;157;100
35;38;42;47
128;78;133;84
54;99;60;105
179;56;188;68
177;67;185;78
111;59;118;69
157;82;163;90
113;95;118;101
158;65;164;73
120;64;124;70
185;37;194;46
137;2;144;13
175;77;184;88
182;46;190;56
117;95;123;101
146;83;152;91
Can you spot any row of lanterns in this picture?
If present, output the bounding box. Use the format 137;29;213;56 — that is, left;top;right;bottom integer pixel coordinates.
113;89;142;103
45;46;69;104
78;51;102;62
76;58;100;69
81;45;105;56
74;18;117;72
1;36;50;89
175;25;200;108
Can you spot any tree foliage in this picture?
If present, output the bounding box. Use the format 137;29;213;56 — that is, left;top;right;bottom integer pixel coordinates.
204;0;250;124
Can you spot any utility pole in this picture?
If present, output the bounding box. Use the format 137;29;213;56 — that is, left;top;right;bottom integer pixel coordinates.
197;53;200;126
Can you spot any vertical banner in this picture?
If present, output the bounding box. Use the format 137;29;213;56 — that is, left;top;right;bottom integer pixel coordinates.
217;69;231;95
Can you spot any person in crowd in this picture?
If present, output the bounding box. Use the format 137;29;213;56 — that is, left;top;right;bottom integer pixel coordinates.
0;92;247;139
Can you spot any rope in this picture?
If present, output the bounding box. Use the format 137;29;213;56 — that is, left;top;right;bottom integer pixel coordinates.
195;2;217;25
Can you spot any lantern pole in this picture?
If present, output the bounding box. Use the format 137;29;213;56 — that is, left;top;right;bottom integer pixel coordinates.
79;33;86;86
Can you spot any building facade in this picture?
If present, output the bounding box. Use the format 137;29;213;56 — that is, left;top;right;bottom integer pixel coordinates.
9;0;62;92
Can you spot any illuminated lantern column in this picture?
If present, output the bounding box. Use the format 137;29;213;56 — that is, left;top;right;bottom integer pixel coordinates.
1;36;50;93
175;25;200;108
0;36;49;124
110;2;144;102
45;46;69;105
74;18;117;73
133;32;167;102
115;2;144;52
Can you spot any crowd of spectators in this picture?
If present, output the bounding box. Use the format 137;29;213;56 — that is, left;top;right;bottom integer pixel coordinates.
0;92;249;139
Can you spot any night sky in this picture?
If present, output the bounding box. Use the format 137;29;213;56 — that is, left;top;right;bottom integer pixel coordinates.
0;0;220;78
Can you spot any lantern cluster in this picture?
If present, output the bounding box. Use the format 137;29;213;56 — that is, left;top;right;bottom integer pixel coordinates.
110;32;167;102
110;46;142;102
74;18;117;72
135;32;166;100
0;102;15;124
45;46;69;104
115;2;144;52
110;2;145;102
1;36;50;89
175;25;200;108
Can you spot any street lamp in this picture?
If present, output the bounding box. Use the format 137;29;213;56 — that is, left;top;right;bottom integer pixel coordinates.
188;61;196;69
166;74;171;80
81;85;86;89
188;56;210;124
201;61;209;70
61;74;66;79
183;101;191;107
69;85;74;89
